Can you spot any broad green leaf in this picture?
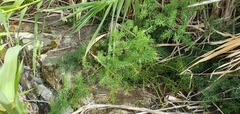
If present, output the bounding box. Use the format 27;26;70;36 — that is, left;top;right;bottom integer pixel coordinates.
0;90;11;112
0;46;21;103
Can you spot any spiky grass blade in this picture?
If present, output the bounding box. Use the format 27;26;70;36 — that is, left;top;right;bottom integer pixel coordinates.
0;9;12;42
123;0;131;21
73;4;107;33
84;4;113;58
16;7;28;44
32;13;39;77
134;0;140;25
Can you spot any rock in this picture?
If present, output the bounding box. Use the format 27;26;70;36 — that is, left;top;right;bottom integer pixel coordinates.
37;84;55;102
61;35;77;47
26;93;37;100
41;64;62;90
20;66;54;113
29;103;39;113
82;94;95;105
61;106;74;114
20;66;39;91
91;87;155;108
17;32;60;53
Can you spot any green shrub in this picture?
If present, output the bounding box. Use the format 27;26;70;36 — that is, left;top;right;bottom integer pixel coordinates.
139;0;194;45
93;21;157;98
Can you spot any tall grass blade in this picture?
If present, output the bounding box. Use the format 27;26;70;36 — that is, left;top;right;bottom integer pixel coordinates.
33;13;39;77
134;0;140;25
64;6;93;20
123;0;131;21
73;5;107;33
84;4;113;58
108;2;118;56
15;59;23;95
116;0;124;23
16;7;28;44
0;9;12;42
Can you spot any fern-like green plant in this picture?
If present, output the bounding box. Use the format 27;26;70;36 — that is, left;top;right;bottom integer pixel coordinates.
50;72;88;114
139;0;195;45
87;20;158;99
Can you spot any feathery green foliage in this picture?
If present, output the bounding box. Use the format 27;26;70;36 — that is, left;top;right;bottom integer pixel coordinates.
50;72;88;114
93;21;157;96
48;0;240;113
139;0;194;45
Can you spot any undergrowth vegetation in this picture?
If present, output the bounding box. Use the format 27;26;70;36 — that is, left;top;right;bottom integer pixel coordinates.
1;0;240;113
50;72;88;114
51;0;240;113
48;0;240;113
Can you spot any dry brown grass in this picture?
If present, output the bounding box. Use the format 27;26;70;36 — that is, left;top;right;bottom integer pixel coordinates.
181;0;240;79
